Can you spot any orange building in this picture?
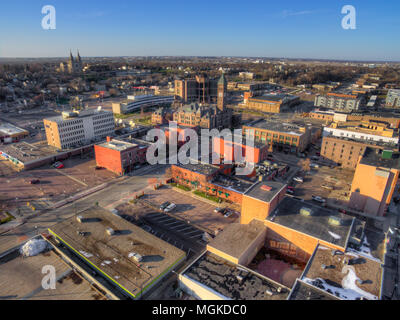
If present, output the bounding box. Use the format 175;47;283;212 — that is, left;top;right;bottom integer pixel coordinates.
349;148;400;217
242;120;310;153
244;95;300;113
240;181;287;224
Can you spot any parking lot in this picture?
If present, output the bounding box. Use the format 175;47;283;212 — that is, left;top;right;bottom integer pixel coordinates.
141;186;239;234
0;155;117;214
115;202;208;257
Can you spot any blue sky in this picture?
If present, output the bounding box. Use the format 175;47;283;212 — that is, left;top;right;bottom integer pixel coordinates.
0;0;399;61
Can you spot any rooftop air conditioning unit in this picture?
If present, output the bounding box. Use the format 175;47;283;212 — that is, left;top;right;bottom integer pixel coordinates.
106;228;115;236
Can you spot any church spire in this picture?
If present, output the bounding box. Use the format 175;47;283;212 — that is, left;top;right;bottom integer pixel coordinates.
69;50;74;62
77;49;81;62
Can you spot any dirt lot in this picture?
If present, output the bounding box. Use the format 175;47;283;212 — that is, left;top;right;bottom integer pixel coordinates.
140;186;239;234
0;156;117;213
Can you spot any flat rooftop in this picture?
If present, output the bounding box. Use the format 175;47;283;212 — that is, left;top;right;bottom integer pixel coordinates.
244;120;305;136
45;109;112;123
212;174;254;194
244;180;287;203
288;279;340;300
301;245;383;300
176;162;221;176
48;207;185;299
182;252;289;300
360;147;400;170
207;220;266;261
97;139;138;151
0;140;63;164
267;197;355;249
323;134;398;149
0;122;29;136
0;244;105;300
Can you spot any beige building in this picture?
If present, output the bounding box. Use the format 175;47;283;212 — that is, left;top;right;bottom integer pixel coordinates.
44;109;115;149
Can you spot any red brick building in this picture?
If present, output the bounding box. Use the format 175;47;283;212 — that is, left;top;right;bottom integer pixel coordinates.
95;137;150;175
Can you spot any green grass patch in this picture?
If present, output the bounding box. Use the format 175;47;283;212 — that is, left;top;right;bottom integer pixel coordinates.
0;213;14;225
193;190;221;203
171;183;191;192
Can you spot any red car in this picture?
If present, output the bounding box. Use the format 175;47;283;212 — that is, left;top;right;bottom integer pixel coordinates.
53;161;64;169
287;186;295;191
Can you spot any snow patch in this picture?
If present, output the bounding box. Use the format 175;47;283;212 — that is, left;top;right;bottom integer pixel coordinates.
328;231;341;240
79;250;93;258
20;239;48;257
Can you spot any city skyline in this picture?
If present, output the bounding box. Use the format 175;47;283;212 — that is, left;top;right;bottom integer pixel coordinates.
1;0;400;61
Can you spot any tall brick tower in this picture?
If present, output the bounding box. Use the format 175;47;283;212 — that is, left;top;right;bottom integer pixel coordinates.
217;73;227;111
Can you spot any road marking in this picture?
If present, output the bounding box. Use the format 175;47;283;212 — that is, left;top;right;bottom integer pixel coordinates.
164;221;182;227
184;230;202;236
175;226;192;232
170;224;187;230
151;217;172;223
190;234;202;239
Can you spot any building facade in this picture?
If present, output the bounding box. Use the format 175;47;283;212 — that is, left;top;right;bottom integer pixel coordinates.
59;50;83;74
44;109;115;149
175;74;218;104
243;94;300;113
386;89;400;108
242;120;311;153
315;93;364;112
112;95;174;115
95;137;149;175
349;148;400;217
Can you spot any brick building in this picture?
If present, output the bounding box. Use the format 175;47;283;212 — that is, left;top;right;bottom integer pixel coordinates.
172;74;233;129
94;136;150;175
320;135;397;169
151;107;173;125
349;148;400;217
242;120;311;153
242;94;300;113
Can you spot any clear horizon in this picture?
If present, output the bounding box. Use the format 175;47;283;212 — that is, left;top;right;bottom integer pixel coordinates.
1;0;400;61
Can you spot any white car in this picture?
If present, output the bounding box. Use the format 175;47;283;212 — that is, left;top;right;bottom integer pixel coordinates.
312;195;326;204
164;203;176;212
293;176;304;183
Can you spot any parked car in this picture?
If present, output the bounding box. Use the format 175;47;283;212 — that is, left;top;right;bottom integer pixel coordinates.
52;161;64;169
160;201;171;211
316;152;321;157
287;186;295;191
214;207;227;214
30;179;40;185
338;208;347;214
311;156;319;161
286;189;295;195
293;176;304;183
224;210;234;218
310;163;319;169
164;203;177;212
312;195;326;204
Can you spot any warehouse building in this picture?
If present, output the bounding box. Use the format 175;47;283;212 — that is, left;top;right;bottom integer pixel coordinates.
48;207;186;300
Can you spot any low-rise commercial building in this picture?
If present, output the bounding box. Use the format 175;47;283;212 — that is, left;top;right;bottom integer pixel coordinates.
94;136;150;175
321;135;397;169
48;207;186;300
243;120;311;153
0;122;29;143
112;95;174;115
44;109;115;149
242;94;300;113
323;121;399;146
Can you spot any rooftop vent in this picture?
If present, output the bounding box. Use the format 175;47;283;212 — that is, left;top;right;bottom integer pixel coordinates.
129;252;143;263
261;185;272;191
328;216;343;226
300;207;313;217
76;215;84;223
106;228;115;236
